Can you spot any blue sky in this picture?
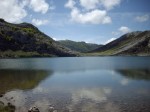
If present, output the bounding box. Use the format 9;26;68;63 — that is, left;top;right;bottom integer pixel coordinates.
0;0;150;44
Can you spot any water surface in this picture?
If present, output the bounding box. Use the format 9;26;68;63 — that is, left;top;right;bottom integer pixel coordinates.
0;57;150;112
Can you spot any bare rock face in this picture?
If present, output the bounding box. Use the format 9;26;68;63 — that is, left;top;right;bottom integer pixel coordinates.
148;40;150;48
91;31;150;56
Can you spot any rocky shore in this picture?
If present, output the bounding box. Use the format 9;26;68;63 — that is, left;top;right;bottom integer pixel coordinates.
0;93;56;112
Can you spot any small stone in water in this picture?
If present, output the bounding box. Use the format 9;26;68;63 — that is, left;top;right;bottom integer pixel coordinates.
0;94;3;97
49;106;55;112
28;106;40;112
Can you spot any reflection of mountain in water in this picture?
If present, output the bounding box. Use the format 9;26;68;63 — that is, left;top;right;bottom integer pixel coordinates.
0;70;52;94
118;69;150;80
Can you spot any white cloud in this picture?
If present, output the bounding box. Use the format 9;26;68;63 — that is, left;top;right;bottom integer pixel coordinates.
71;8;111;24
0;0;52;23
112;31;120;36
79;0;121;10
65;0;122;24
65;0;112;24
80;0;100;10
135;14;149;22
105;38;116;44
119;26;131;34
32;19;49;26
100;0;121;10
65;0;76;9
110;26;131;40
29;0;50;14
0;0;27;23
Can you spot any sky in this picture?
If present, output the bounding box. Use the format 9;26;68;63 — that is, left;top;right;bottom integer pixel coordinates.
0;0;150;44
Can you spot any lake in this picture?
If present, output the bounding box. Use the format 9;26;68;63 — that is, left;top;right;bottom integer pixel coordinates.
0;57;150;112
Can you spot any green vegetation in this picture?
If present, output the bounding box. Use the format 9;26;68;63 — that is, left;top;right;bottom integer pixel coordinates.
0;50;54;58
22;27;36;33
0;18;149;57
58;40;101;52
5;36;12;41
0;19;77;58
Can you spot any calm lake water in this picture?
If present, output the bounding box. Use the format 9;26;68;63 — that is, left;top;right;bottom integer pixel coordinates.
0;57;150;112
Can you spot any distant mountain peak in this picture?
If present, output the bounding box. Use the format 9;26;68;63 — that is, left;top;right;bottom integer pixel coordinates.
58;39;102;52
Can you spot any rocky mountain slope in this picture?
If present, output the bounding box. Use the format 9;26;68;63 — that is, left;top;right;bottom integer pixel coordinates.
91;31;150;56
57;40;102;52
0;18;149;57
0;19;77;58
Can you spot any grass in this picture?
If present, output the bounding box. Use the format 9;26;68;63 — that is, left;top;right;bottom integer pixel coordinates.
0;50;54;58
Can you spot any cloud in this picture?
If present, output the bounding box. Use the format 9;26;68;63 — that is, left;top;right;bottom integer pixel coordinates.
100;0;121;10
29;0;50;14
112;31;120;36
32;19;49;26
0;0;27;23
112;26;131;36
109;26;131;44
105;38;116;44
65;0;118;24
79;0;121;10
80;0;100;10
71;8;111;24
135;14;149;22
65;0;76;9
0;0;51;23
119;26;131;34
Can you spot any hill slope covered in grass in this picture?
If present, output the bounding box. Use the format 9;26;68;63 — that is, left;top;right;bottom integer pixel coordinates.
58;40;102;52
0;19;77;58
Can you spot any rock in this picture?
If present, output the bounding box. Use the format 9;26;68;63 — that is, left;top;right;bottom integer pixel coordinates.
49;105;55;112
7;102;16;112
0;101;4;106
7;102;15;108
28;106;40;112
0;94;3;97
148;40;150;48
10;97;13;99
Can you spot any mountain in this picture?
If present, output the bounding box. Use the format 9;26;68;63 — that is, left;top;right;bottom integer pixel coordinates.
91;31;150;56
57;40;102;52
0;19;77;58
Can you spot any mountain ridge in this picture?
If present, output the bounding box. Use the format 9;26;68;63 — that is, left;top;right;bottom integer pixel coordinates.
0;18;78;58
91;31;150;56
0;18;150;57
57;40;102;52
